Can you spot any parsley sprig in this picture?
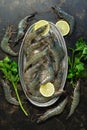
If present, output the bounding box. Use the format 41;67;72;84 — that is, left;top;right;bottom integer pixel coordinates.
67;38;87;87
0;56;28;116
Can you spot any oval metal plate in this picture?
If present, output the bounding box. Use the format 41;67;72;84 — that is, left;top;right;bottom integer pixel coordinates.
18;22;68;107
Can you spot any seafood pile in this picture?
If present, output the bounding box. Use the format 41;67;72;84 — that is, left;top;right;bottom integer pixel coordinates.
18;21;68;107
0;6;80;123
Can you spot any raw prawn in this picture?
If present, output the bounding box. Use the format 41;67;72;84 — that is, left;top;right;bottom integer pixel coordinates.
52;6;75;34
15;13;37;43
37;97;68;123
24;47;48;71
0;26;18;56
1;79;19;105
67;80;80;119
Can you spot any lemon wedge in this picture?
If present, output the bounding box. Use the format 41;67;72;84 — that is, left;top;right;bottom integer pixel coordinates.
34;20;50;36
56;20;70;36
40;82;55;97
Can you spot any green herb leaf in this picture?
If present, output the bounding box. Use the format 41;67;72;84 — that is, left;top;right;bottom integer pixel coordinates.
68;38;87;87
75;38;87;51
67;73;74;79
83;47;87;55
3;56;11;63
0;56;28;116
0;61;4;67
75;63;84;72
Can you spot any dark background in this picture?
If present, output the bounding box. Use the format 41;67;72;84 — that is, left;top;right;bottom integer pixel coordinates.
0;0;87;130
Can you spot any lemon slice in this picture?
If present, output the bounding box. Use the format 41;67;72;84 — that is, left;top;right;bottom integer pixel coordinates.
40;82;55;97
56;20;70;36
34;20;50;36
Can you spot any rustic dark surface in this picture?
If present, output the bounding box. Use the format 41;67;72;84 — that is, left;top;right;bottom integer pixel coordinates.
0;0;87;130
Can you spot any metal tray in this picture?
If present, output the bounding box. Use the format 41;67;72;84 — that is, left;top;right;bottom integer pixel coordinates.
18;21;68;107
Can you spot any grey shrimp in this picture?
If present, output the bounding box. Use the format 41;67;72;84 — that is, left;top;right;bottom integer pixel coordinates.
30;90;65;103
67;80;80;119
49;37;65;72
24;63;41;84
37;97;68;123
1;79;19;105
23;24;48;57
15;13;37;43
52;6;75;34
24;47;48;71
41;56;54;85
0;26;18;56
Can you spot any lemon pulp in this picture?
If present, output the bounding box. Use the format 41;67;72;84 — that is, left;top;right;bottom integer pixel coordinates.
39;82;55;97
34;20;50;36
56;20;70;36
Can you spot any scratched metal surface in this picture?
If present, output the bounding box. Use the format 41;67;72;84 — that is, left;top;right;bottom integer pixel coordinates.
0;0;87;130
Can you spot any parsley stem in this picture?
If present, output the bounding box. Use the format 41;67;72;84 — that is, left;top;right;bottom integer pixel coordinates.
12;82;28;116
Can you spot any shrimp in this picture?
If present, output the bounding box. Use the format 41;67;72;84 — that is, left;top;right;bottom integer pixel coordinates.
23;24;48;56
27;72;41;95
37;97;68;123
40;56;54;85
1;79;19;105
54;66;63;90
29;90;65;103
15;13;37;43
29;35;50;50
51;7;75;34
66;80;80;119
49;37;65;72
0;26;18;56
24;63;42;84
24;47;48;71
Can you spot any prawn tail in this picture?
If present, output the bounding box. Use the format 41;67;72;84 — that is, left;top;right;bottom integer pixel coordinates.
66;110;74;120
7;97;19;106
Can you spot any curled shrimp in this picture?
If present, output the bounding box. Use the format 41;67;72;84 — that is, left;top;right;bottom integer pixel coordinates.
40;56;54;85
51;6;75;34
24;47;48;71
27;72;41;96
49;36;65;72
25;35;50;59
66;80;80;119
29;90;65;103
23;24;48;57
1;79;19;105
24;63;41;85
15;13;37;43
54;65;63;90
0;26;18;56
37;97;68;123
